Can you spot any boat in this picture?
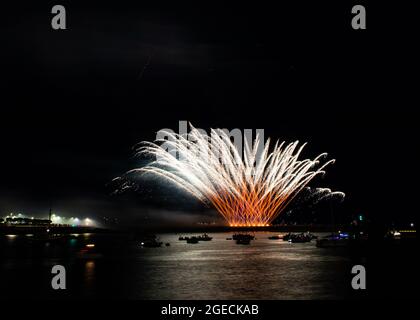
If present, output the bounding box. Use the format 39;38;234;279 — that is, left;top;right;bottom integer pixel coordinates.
186;237;199;244
282;233;292;241
140;239;163;247
288;235;310;243
197;233;212;241
287;233;312;243
232;233;254;241
316;233;349;248
308;232;318;240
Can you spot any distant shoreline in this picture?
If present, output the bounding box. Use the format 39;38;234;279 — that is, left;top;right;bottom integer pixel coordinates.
137;225;351;233
0;224;349;235
0;225;106;235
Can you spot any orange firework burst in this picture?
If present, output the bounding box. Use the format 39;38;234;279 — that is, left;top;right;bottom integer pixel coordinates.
127;125;335;227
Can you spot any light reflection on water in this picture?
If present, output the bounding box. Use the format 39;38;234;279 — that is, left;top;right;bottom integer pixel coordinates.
0;232;352;299
137;232;351;299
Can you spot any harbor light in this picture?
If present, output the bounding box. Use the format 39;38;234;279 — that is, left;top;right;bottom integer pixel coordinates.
83;218;95;227
51;215;62;223
70;217;80;227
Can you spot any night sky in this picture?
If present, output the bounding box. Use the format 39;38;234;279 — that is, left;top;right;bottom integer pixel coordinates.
0;2;416;226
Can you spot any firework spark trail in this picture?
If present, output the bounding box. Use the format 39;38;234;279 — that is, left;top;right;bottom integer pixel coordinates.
304;187;345;204
125;124;336;227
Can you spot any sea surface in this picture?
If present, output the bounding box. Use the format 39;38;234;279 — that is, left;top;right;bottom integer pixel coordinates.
0;232;360;299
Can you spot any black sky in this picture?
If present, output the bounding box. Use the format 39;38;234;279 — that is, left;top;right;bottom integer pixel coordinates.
0;1;416;225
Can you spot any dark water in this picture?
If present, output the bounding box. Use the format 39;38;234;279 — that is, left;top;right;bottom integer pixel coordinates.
0;232;359;299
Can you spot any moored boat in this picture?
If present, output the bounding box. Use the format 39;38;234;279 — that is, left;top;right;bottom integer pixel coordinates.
232;233;254;241
186;236;199;244
197;233;212;241
316;233;349;248
287;233;312;243
268;235;283;240
140;239;163;247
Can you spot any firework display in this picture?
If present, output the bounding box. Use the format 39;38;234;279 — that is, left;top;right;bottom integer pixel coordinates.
128;125;335;227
